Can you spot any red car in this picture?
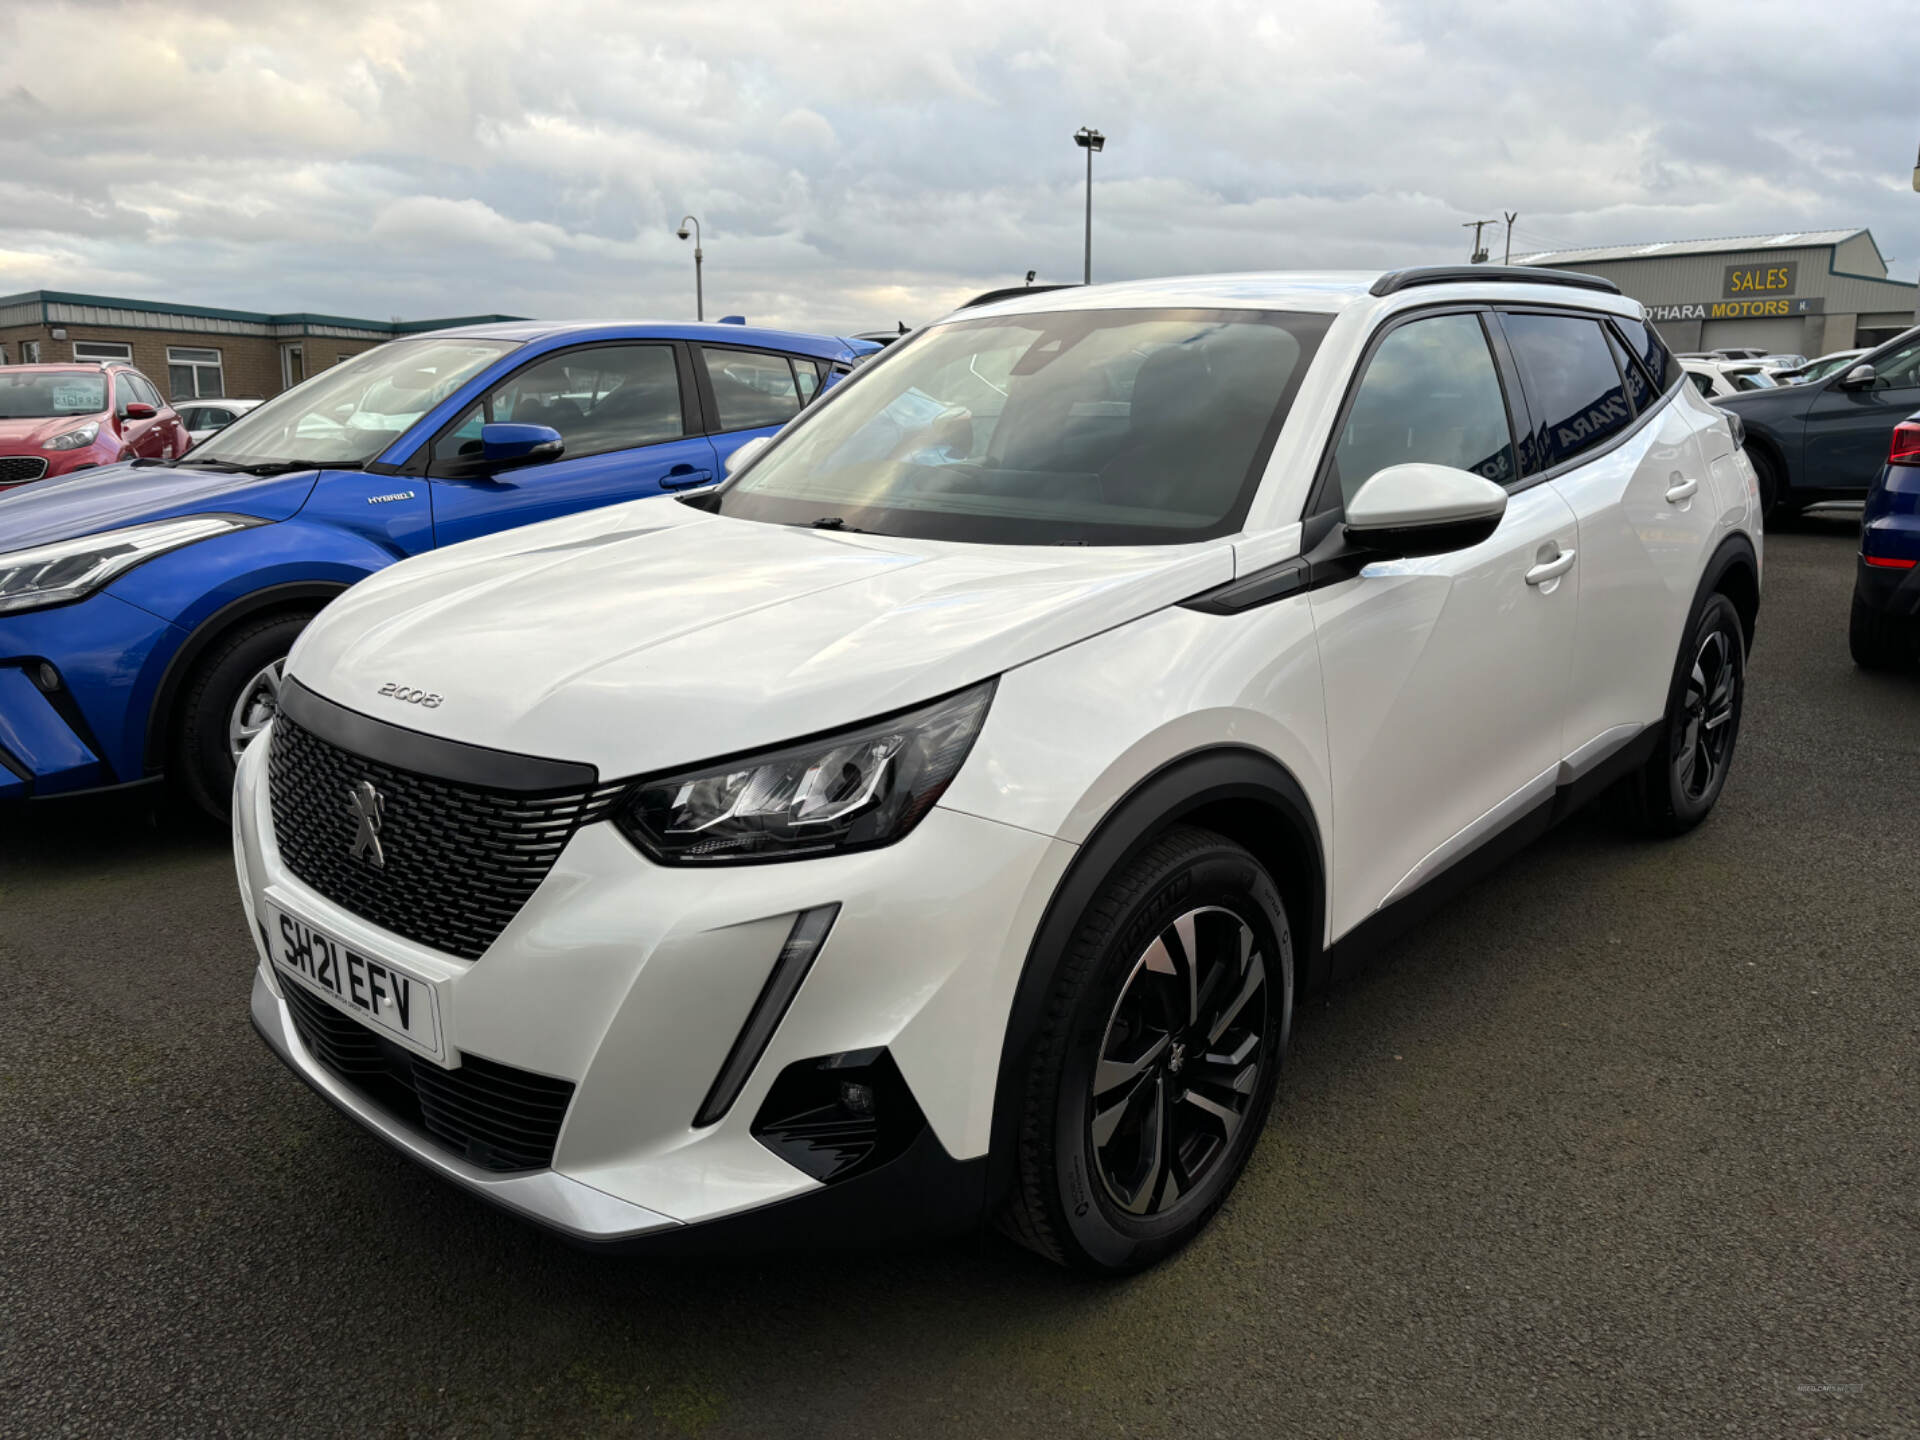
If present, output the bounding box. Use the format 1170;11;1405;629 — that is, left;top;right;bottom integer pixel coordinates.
0;363;191;490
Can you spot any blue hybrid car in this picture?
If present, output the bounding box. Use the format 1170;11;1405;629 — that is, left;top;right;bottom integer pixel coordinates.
0;320;876;814
1850;409;1920;669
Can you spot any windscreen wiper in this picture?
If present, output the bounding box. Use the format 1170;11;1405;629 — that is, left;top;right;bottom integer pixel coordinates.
173;458;361;476
810;516;864;532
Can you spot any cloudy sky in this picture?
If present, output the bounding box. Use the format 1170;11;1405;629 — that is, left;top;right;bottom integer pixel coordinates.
2;0;1916;332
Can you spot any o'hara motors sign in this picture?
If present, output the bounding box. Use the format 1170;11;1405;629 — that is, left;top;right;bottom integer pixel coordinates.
1646;297;1825;322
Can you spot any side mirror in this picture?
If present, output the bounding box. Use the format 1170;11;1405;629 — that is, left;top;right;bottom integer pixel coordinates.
440;422;564;477
123;402;158;420
1838;363;1878;390
1345;463;1508;559
724;435;771;476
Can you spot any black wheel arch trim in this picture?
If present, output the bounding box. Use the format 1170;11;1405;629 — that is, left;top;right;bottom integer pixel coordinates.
985;744;1326;1207
1697;531;1761;654
143;581;349;773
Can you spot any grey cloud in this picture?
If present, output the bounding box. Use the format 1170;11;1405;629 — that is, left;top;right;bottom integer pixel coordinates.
0;0;1914;334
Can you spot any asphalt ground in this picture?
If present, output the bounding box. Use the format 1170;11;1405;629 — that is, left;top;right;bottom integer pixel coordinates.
2;514;1916;1440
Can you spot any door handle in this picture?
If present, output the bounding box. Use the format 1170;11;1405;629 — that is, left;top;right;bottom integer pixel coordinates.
1524;548;1576;586
1665;477;1699;503
658;466;713;490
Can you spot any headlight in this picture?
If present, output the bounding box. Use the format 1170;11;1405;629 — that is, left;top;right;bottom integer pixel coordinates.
613;681;995;864
44;422;101;451
0;514;263;616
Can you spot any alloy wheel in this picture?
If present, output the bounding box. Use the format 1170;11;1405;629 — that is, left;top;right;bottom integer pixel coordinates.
228;658;286;763
1675;624;1738;802
1090;904;1268;1217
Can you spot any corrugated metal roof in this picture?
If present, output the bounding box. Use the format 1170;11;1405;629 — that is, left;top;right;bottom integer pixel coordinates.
1514;229;1865;265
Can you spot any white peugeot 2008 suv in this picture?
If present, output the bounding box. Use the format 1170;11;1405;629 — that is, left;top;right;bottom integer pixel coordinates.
235;267;1761;1273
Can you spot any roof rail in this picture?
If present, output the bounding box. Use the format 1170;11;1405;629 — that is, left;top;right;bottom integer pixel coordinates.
959;282;1081;310
1369;265;1620;298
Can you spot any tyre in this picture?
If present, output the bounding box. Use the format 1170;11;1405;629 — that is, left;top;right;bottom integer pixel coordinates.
172;611;313;821
1000;825;1294;1273
1629;591;1746;837
1849;595;1913;671
1745;444;1783;519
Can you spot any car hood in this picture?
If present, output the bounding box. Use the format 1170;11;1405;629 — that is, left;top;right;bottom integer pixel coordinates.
0;414;106;450
0;462;320;551
289;495;1233;779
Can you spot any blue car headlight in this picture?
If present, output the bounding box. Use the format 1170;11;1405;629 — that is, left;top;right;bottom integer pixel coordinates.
612;681;995;864
0;514;263;616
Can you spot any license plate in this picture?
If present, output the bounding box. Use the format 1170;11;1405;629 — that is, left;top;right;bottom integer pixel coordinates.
266;903;444;1062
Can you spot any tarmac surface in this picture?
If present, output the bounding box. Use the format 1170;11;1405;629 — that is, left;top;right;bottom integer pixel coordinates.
2;514;1916;1438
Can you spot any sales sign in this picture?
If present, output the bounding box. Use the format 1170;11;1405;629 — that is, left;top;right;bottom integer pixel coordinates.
1723;262;1798;298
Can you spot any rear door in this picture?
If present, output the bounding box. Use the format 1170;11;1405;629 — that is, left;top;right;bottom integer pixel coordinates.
1510;310;1721;759
1801;333;1920;492
692;345;816;471
427;341;719;549
1309;308;1581;938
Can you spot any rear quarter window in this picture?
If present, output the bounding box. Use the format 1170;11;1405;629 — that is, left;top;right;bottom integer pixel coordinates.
1502;312;1636;470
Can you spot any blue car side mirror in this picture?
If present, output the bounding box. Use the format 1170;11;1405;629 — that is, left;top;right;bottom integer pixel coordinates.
481;422;564;467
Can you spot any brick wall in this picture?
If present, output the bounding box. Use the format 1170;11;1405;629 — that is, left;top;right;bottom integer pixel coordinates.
0;323;389;404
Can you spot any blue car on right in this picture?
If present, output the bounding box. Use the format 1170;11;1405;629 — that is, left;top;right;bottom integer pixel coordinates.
1850;409;1920;669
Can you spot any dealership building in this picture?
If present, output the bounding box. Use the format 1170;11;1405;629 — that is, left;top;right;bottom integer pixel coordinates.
0;290;522;407
1516;228;1918;359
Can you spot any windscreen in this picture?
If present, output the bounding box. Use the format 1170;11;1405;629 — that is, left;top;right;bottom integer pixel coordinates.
189;338;515;466
714;308;1330;544
0;372;108;420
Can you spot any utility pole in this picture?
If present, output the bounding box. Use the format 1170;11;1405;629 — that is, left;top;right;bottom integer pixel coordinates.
1503;211;1519;266
1463;218;1497;264
676;215;704;321
1074;127;1105;284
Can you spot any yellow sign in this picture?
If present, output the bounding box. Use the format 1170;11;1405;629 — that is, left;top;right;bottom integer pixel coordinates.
1710;298;1797;318
1722;262;1797;298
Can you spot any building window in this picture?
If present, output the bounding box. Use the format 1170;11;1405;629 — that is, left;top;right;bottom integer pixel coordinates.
22;341;42;363
167;346;225;401
72;340;133;364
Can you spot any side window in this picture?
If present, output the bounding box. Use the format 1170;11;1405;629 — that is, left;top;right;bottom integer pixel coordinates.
133;374;164;408
1688;371;1716;398
1502;313;1636;470
1330;312;1516;504
178;407;203;429
1605;325;1654;414
432;344;685;464
1613;316;1678;394
702;348;802;431
794;359;821;405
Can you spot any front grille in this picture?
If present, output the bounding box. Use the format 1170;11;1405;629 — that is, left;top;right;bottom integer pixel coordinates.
0;456;50;486
281;981;575;1172
268;715;620;961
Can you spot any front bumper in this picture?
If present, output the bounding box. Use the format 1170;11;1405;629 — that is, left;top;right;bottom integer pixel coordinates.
0;592;182;798
234;725;1074;1246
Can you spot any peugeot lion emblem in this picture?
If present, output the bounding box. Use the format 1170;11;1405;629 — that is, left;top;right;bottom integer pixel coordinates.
347;780;386;868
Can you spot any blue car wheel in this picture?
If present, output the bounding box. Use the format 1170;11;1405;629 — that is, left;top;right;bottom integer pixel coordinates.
171;609;316;817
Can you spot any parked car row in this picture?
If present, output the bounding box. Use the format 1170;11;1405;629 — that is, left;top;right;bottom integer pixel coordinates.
0;321;873;809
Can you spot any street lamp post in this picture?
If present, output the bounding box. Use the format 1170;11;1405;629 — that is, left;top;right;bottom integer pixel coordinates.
1074;126;1105;285
676;215;704;321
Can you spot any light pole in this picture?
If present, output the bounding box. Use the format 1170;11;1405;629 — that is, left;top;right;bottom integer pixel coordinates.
676;215;704;321
1074;126;1104;284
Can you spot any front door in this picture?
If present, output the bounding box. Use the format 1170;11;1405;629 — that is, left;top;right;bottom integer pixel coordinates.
1801;333;1920;493
426;341;720;549
1308;309;1580;939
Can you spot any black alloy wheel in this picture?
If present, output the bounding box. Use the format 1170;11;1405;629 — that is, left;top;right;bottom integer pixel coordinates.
1091;905;1268;1216
1000;825;1293;1273
1674;623;1739;805
1630;591;1745;835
